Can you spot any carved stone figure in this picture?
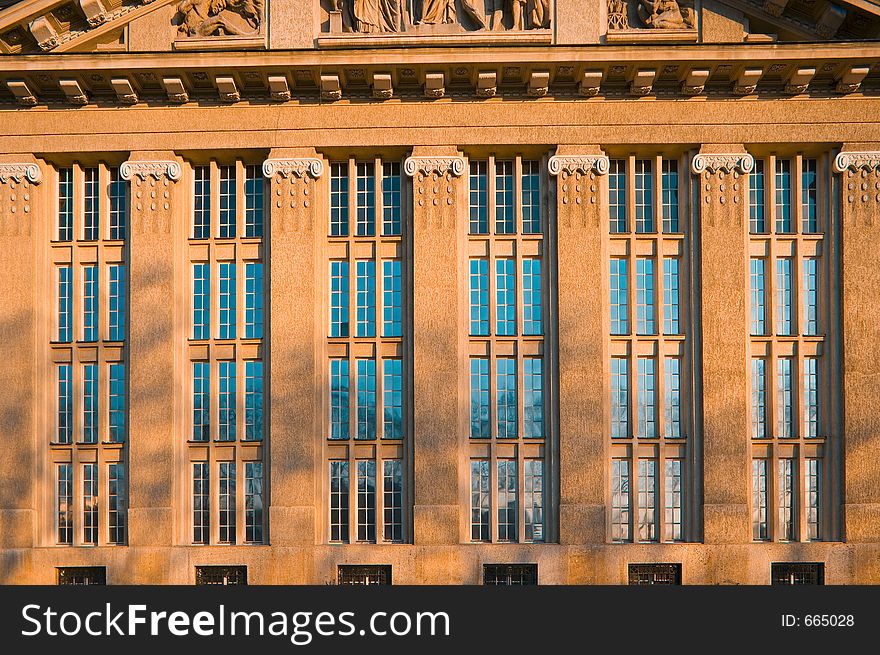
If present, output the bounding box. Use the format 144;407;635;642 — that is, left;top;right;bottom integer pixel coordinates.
350;0;401;32
334;0;550;32
176;0;263;37
531;0;550;28
607;0;629;29
419;0;486;29
637;0;695;29
510;0;527;30
420;0;456;24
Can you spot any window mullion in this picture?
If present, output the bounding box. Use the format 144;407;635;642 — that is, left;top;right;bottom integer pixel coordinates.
630;449;640;543
235;159;245;234
489;445;498;543
376;352;385;442
797;442;807;543
794;154;804;234
657;446;667;542
653;154;662;234
348;157;356;235
98;450;110;546
348;350;356;451
348;454;357;544
98;162;110;241
73;162;84;242
657;346;667;439
626;155;636;234
769;444;778;542
237;451;246;545
516;349;525;451
209;160;220;239
488;154;496;234
377;454;386;542
374;156;382;235
517;445;526;543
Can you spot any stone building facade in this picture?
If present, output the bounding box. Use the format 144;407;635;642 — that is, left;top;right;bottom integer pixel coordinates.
1;0;879;585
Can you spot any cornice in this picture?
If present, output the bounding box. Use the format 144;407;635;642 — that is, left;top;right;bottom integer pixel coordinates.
833;151;880;173
262;158;324;179
0;162;41;184
403;156;465;177
691;153;755;175
3;41;880;68
548;155;609;176
1;43;877;107
119;159;181;181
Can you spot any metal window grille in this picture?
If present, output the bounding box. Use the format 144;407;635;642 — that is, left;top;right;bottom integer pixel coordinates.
483;564;537;586
337;565;391;586
628;563;681;585
771;563;824;586
195;565;247;586
57;567;106;586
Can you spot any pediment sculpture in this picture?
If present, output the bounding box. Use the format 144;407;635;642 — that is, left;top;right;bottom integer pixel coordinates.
176;0;265;37
334;0;551;33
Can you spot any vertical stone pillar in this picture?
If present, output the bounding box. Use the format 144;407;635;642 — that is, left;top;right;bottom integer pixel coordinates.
262;150;322;550
405;147;465;560
548;148;609;545
691;148;753;545
0;159;41;561
833;147;880;546
121;154;181;550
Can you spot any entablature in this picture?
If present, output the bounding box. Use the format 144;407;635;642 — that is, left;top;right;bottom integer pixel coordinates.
1;42;878;107
1;0;879;54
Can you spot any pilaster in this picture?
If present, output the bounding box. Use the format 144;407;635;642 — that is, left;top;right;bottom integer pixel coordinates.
833;145;880;543
0;157;41;550
263;149;322;545
121;153;181;547
691;147;753;545
548;147;609;544
406;146;465;552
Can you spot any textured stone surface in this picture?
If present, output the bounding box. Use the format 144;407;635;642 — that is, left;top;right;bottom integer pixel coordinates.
697;145;751;544
0;155;36;550
839;149;880;542
410;146;464;545
555;145;607;546
127;151;179;548
266;147;319;546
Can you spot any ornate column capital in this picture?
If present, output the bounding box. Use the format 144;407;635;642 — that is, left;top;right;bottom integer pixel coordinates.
833;151;880;174
262;158;324;179
548;155;609;176
0;163;42;185
120;160;181;182
691;153;754;175
403;156;465;178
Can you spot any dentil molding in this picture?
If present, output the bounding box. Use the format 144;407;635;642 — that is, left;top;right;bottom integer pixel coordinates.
691;153;754;175
0;163;42;185
833;151;880;174
404;156;465;177
548;155;609;176
120;160;182;181
262;158;324;179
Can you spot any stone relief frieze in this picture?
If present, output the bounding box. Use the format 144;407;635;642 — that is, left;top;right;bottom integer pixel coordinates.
607;0;696;33
328;0;551;34
175;0;264;37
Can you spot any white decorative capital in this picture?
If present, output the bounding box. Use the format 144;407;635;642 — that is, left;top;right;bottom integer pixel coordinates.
404;156;465;177
0;163;42;185
691;153;754;175
548;155;609;176
120;160;181;182
833;151;880;174
262;158;324;179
